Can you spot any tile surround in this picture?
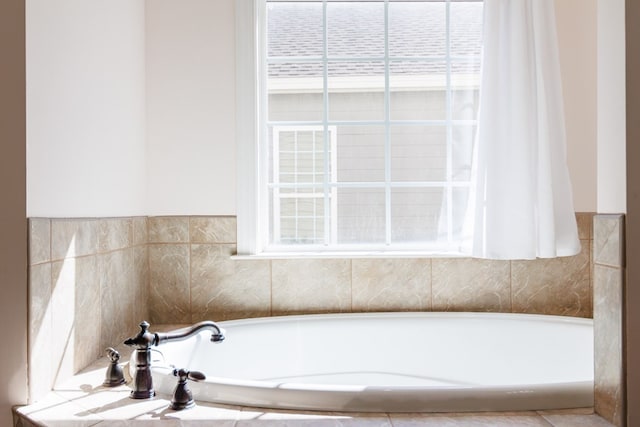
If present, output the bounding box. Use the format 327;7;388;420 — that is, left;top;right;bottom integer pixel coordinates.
51;218;99;260
594;215;625;268
148;216;189;243
272;258;353;315
190;244;271;321
511;240;591;317
352;258;431;311
27;263;52;402
190;216;237;243
148;243;191;324
145;213;594;323
27;217;149;404
27;213;595;407
432;258;511;312
592;214;625;427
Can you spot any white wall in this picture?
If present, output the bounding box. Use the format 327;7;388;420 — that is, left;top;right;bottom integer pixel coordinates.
597;0;627;214
146;0;595;216
26;0;598;217
555;0;598;213
26;0;147;217
145;0;236;215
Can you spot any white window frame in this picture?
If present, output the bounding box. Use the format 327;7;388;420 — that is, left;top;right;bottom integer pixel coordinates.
236;0;480;256
236;0;265;255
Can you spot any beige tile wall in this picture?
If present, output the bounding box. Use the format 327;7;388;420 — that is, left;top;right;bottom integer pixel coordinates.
27;217;149;404
26;213;594;404
593;214;625;427
147;213;594;322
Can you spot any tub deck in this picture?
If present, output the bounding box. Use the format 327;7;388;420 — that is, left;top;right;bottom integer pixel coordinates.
14;353;613;427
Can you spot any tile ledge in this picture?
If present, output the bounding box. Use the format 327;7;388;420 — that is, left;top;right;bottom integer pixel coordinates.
14;352;613;427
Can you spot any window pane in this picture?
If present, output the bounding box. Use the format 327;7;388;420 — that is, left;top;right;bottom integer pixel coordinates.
390;61;447;120
337;126;385;182
452;186;471;239
452;125;475;181
274;128;325;184
450;1;484;57
328;61;385;121
268;63;323;122
271;189;326;245
391;126;446;182
337;188;385;244
391;188;445;243
267;2;324;58
389;1;446;58
279;197;325;244
451;60;481;120
327;2;385;58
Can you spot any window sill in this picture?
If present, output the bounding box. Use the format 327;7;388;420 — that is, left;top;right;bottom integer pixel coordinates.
231;250;467;260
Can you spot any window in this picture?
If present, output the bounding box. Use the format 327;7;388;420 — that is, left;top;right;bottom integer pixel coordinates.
272;126;337;244
236;0;483;255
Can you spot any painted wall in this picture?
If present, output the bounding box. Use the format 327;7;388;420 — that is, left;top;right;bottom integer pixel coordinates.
26;0;147;218
555;0;598;213
0;0;28;424
145;0;236;215
25;0;597;217
144;0;596;216
597;0;627;214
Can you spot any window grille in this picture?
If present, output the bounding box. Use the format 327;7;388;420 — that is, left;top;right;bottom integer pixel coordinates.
260;0;483;252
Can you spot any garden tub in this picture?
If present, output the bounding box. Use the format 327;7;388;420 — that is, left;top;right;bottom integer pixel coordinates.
149;312;593;412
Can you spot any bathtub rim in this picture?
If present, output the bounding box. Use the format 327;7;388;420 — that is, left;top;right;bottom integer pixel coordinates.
150;311;594;413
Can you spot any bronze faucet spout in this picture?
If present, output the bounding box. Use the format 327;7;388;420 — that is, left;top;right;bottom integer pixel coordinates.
155;321;225;345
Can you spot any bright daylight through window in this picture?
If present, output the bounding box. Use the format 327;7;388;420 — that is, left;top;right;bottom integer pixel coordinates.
262;0;483;253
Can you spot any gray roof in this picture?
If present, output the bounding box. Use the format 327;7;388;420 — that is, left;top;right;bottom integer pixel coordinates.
267;2;482;78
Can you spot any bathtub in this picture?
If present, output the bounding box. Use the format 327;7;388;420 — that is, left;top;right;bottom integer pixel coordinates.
149;312;594;413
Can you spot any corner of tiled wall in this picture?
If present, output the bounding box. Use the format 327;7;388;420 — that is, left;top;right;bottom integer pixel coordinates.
147;216;272;324
593;214;625;427
27;217;148;404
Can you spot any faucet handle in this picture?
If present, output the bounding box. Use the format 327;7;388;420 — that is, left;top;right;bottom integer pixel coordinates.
124;320;158;349
173;368;206;382
187;370;206;381
170;368;206;410
103;347;125;387
106;347;121;363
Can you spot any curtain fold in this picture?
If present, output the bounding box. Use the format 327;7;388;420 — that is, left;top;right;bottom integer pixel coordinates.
466;0;580;260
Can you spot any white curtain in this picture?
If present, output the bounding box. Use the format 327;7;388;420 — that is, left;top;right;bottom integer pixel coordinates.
466;0;581;260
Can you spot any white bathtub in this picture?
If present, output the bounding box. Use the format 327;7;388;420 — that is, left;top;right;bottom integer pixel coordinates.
150;312;594;413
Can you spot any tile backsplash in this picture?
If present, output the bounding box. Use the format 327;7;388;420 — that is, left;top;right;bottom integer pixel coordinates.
593;214;625;427
28;217;148;403
27;213;594;403
148;214;594;322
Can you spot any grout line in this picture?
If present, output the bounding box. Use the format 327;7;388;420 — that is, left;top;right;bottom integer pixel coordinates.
188;217;193;324
429;258;433;311
269;259;273;317
509;260;513;313
349;258;353;312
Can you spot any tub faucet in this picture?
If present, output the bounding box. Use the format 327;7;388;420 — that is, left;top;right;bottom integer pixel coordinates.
155;321;226;345
124;320;225;399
